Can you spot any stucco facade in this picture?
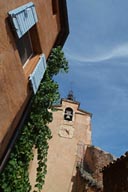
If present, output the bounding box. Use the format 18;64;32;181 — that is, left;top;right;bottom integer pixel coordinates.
0;0;69;170
43;97;92;192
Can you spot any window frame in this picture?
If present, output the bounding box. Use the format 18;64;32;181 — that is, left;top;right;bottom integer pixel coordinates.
16;30;34;66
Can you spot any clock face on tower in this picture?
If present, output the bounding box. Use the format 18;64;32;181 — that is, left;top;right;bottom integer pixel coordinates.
58;125;74;139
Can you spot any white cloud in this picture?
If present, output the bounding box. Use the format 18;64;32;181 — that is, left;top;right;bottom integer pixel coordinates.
65;43;128;63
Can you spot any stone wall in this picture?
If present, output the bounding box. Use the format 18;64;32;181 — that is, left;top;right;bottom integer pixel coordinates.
74;145;114;192
84;146;114;184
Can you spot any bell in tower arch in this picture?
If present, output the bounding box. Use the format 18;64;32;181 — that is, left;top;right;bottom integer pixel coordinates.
64;107;73;121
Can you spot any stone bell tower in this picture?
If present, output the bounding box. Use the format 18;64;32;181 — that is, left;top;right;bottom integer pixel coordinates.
43;91;92;192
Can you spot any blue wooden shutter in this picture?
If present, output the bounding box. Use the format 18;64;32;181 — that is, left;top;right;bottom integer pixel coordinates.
8;2;38;38
29;54;47;94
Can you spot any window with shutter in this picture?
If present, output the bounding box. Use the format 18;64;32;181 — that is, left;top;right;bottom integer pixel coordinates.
8;3;47;94
8;2;38;38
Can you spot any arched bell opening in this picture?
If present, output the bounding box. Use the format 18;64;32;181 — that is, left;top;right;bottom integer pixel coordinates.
64;107;73;121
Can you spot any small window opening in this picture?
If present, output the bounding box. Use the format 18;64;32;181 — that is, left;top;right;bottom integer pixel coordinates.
52;0;57;15
64;108;73;121
16;31;33;65
16;25;42;66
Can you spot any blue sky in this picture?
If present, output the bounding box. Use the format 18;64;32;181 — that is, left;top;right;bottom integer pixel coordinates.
55;0;128;157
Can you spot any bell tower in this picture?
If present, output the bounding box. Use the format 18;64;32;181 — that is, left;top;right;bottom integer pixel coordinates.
44;92;92;192
67;90;74;101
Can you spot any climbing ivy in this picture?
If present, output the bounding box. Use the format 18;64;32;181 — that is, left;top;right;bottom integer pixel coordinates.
0;46;68;192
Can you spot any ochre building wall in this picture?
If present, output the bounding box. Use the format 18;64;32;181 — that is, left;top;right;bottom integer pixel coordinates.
0;0;63;161
43;99;92;192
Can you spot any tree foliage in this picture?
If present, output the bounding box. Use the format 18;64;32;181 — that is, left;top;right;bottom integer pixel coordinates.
47;46;68;78
0;46;68;192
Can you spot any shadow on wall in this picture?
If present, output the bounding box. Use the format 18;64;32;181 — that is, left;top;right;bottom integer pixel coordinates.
5;17;17;50
71;167;86;192
70;167;102;192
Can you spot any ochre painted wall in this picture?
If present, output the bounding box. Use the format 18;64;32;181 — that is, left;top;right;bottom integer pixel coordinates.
43;99;92;192
0;0;61;160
